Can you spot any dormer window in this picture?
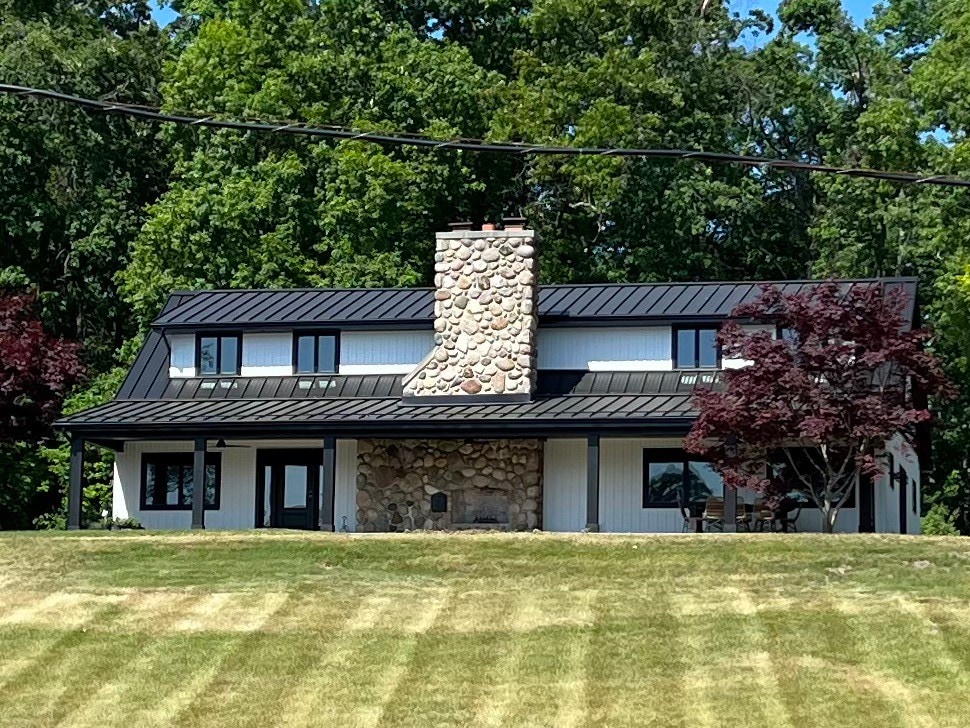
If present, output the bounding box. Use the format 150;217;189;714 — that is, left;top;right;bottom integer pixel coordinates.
673;327;719;369
198;334;241;375
294;333;338;374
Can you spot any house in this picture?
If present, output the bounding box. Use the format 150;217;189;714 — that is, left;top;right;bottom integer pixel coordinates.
56;222;923;534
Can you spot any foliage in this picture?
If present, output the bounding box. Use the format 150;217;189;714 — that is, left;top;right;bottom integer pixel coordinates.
922;502;960;536
0;292;86;443
684;282;953;532
36;366;129;529
0;292;86;528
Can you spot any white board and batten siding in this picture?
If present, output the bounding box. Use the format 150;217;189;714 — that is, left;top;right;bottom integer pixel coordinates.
339;330;435;374
881;434;921;534
538;327;672;371
241;333;293;376
543;438;687;533
543;437;864;534
114;439;358;531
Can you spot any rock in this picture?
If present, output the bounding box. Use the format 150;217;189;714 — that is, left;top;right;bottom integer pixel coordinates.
460;379;483;394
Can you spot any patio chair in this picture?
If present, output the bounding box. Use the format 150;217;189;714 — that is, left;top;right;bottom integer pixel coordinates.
780;502;803;533
678;498;691;533
753;499;775;531
703;497;725;531
735;500;753;531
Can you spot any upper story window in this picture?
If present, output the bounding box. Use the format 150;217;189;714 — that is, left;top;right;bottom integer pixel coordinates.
198;334;241;375
673;327;719;368
294;332;338;374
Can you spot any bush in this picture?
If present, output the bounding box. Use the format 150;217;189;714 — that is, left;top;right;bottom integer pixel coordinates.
922;503;961;536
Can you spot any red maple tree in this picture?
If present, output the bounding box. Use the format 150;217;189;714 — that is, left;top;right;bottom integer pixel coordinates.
0;292;86;443
684;281;953;532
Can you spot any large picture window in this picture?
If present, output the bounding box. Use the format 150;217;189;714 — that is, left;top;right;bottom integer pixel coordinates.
197;334;242;375
294;332;338;374
141;453;221;510
673;327;719;368
642;449;724;508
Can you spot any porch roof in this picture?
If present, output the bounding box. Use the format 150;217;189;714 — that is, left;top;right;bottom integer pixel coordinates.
55;371;715;439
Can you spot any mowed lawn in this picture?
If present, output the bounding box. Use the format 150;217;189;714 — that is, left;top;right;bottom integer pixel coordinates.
2;533;970;727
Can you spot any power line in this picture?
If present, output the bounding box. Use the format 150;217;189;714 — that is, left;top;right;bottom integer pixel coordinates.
2;82;968;189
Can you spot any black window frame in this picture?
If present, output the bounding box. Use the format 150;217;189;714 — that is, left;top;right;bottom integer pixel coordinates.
672;326;721;369
196;332;243;376
642;449;724;509
140;452;222;511
292;331;339;375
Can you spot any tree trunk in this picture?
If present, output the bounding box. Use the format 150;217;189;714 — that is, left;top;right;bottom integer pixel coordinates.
821;500;838;533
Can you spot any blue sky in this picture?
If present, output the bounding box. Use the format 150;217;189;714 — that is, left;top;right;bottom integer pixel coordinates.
149;1;879;28
149;1;178;26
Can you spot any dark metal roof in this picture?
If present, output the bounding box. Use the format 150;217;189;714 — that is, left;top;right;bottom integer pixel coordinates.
56;371;717;437
151;278;919;330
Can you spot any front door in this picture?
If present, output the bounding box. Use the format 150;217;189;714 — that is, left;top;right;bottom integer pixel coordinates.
256;450;322;530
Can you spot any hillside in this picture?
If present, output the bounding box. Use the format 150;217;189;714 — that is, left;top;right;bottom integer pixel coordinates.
1;532;968;727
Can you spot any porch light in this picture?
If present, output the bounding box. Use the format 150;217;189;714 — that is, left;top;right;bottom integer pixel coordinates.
724;434;740;459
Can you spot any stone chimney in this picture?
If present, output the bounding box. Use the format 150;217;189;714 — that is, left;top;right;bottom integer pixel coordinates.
404;224;538;400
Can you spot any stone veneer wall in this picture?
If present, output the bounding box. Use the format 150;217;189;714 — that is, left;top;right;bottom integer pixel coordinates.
403;229;538;397
355;439;543;531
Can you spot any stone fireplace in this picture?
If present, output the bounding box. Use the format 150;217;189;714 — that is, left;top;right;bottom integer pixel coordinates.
355;438;542;532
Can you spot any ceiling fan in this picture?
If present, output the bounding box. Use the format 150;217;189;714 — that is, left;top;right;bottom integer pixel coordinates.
213;439;250;449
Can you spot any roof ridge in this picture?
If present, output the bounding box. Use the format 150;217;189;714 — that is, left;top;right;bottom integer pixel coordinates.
166;276;916;297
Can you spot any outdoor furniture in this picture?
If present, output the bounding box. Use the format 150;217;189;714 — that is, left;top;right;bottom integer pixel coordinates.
779;501;803;533
703;497;725;531
679;499;705;533
679;500;691;533
753;499;775;531
736;501;753;531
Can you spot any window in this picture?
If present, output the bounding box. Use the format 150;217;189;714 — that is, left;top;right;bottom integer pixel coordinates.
673;327;719;368
294;332;338;374
643;449;724;508
141;453;221;510
197;334;242;375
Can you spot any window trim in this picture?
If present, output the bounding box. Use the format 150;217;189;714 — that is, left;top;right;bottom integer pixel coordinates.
196;332;243;376
672;326;721;369
292;331;340;375
140;452;222;511
642;448;722;509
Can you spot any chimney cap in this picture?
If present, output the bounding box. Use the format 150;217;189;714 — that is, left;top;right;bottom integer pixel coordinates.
502;215;527;230
448;221;473;231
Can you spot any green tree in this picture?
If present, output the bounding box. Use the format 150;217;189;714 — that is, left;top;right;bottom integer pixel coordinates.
122;0;512;324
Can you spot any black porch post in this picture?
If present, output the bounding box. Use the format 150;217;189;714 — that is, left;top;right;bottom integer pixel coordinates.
723;486;737;532
321;437;336;532
858;473;875;533
192;437;206;530
898;466;908;534
586;435;600;532
68;436;84;530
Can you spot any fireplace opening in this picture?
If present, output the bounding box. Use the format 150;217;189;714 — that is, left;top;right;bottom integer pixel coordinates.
453;487;510;526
